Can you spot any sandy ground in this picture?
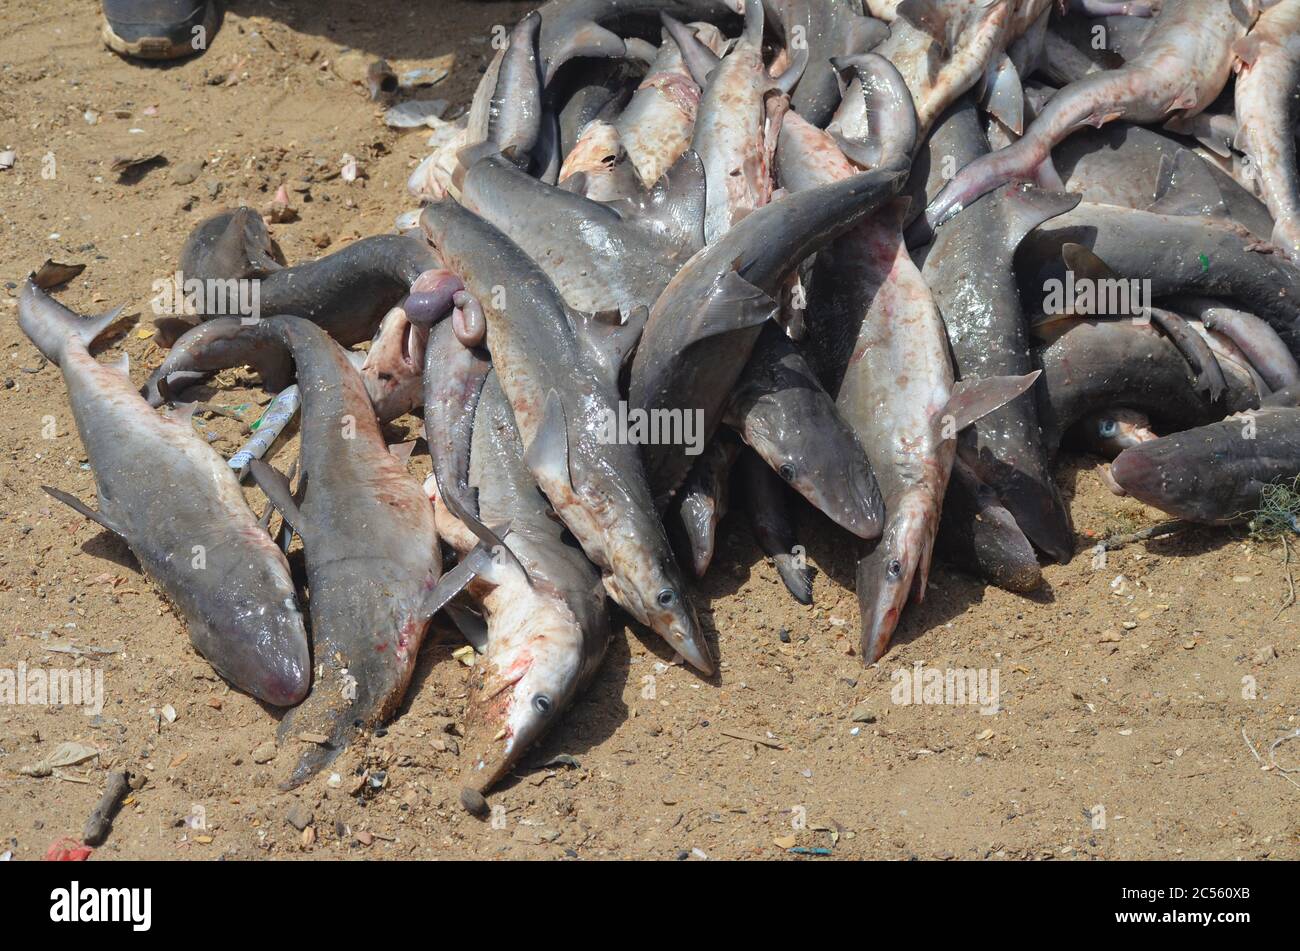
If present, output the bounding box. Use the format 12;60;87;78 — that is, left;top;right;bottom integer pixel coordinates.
1;0;1298;861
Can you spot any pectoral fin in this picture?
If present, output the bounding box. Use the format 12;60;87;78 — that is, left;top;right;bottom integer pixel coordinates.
248;459;313;542
420;542;513;621
42;486;128;538
940;372;1042;434
691;270;779;345
445;602;489;653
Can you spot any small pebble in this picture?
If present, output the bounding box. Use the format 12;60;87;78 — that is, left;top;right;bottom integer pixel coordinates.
459;787;490;818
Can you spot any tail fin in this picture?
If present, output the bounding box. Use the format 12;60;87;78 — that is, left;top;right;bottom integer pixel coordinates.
18;278;124;366
661;14;722;86
829;54;918;173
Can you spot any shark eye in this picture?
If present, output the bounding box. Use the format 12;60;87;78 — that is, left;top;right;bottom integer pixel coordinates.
887;559;902;579
656;588;677;608
1098;419;1118;438
532;694;552;715
778;463;796;481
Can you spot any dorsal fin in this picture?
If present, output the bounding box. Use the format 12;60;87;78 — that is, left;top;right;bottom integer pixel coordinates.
1149;148;1230;219
607;150;707;249
1061;241;1120;284
524;389;574;495
542;20;626;85
682;269;779;350
895;0;951;49
574;304;649;384
979;53;1024;136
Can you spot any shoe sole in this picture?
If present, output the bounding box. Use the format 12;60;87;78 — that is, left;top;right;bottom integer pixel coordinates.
102;4;217;60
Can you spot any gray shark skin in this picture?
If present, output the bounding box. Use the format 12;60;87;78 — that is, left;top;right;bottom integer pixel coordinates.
149;235;441;404
250;235;440;347
675;430;741;576
926;0;1254;232
455;372;609;794
726;323;884;540
936;457;1044;593
420;198;714;675
918;184;1080;563
737;448;813;604
145;316;441;785
763;0;889;127
178;206;282;284
1032;317;1260;456
902;95;990;234
1019;202;1300;333
535;0;741;84
423;317;492;525
808;196;1040;663
264;317;440;786
458;150;706;314
1111;406;1300;524
1232;0;1300;257
1176;297;1300;392
1051;123;1275;242
1047;11;1155;69
629;161;908;503
142;207;285;401
18;281;310;708
490;12;546;165
145;318;294;407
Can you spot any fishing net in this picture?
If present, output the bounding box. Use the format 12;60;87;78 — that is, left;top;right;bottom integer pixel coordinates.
1248;476;1300;540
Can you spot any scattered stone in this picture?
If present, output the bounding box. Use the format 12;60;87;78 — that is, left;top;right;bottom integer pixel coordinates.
251;741;277;764
265;183;296;223
849;703;876;724
171;159;204;185
285;803;313;831
460;787;490;818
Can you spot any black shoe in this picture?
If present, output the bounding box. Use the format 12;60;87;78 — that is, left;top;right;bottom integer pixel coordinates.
101;0;218;61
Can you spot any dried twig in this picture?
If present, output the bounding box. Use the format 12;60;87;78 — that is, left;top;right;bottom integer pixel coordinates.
1273;535;1295;621
83;770;132;846
1098;521;1190;551
1242;726;1300;793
